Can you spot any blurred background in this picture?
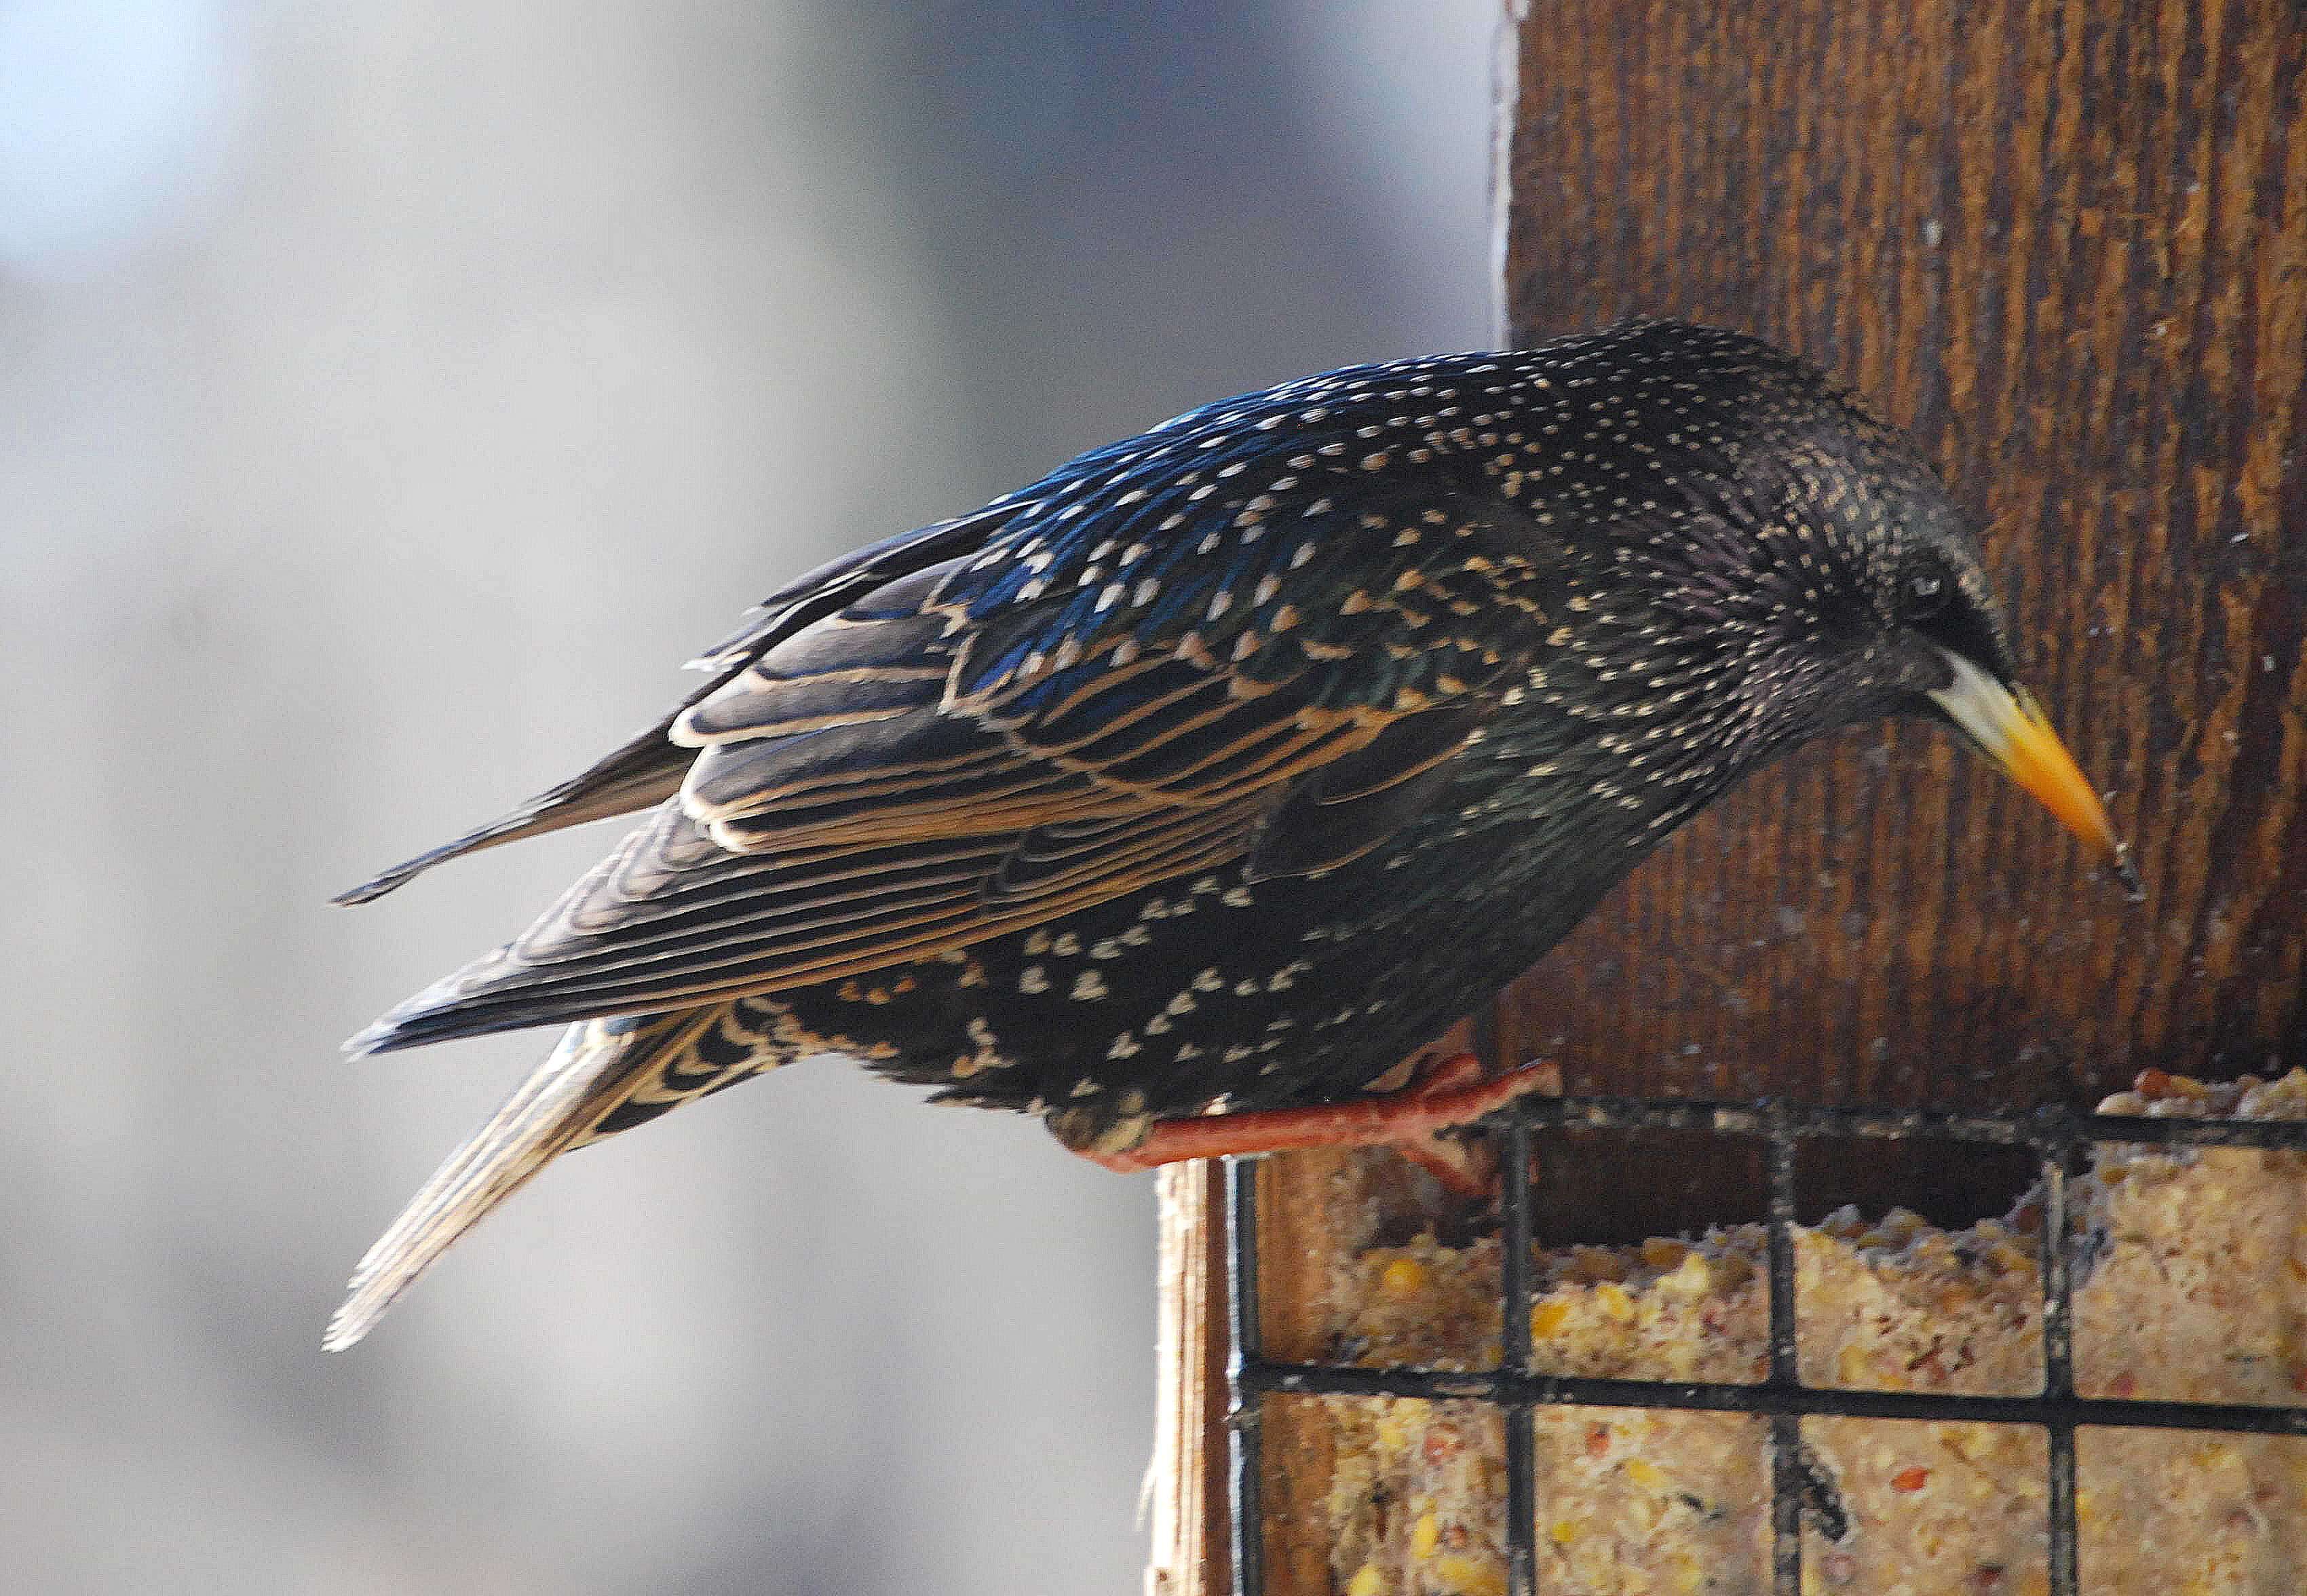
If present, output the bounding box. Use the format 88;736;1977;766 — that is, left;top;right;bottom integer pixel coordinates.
0;3;1495;1591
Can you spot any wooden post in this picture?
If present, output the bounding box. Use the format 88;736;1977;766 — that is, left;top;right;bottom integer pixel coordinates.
1498;0;2306;1116
1147;1162;1231;1596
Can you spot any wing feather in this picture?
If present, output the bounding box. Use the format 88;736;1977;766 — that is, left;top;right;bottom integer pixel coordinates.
330;708;699;906
337;509;1012;905
352;480;1556;1053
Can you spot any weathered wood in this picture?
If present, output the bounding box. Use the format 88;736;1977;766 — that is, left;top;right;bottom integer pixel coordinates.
1501;0;2306;1112
1149;1161;1232;1596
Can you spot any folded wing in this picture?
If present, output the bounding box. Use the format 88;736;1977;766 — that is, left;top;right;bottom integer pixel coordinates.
350;480;1554;1054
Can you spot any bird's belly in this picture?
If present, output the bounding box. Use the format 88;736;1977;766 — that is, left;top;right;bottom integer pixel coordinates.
774;829;1621;1137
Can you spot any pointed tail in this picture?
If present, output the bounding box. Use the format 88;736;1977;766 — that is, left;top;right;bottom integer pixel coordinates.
325;1005;748;1351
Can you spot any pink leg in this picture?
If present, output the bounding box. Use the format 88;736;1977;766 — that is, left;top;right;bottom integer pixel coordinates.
1081;1054;1561;1196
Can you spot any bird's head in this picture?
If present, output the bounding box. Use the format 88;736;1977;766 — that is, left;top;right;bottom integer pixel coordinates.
1546;320;2125;884
1705;358;2127;882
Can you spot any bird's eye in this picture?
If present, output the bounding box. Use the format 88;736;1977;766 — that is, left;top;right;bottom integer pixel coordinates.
1906;569;1947;614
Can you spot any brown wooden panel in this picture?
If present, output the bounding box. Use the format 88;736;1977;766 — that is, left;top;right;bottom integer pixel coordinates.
1149;1162;1232;1596
1498;0;2307;1111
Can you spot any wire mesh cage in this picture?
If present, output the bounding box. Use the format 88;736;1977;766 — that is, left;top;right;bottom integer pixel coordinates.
1223;1093;2307;1596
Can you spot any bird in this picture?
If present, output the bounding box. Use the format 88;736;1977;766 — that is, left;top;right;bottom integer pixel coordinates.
324;317;2127;1350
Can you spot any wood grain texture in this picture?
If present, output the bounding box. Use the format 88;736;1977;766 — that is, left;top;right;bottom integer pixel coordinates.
1148;1162;1231;1596
1501;0;2306;1110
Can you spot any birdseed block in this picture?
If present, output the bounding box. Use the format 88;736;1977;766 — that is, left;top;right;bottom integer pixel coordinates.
1307;1070;2307;1596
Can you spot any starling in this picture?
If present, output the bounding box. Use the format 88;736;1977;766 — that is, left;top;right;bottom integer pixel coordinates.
326;318;2124;1350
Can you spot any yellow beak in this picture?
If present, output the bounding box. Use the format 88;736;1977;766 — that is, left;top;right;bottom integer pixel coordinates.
1928;651;2135;889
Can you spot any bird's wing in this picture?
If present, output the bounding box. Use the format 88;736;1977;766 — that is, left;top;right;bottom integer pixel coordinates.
351;482;1557;1052
333;510;1012;905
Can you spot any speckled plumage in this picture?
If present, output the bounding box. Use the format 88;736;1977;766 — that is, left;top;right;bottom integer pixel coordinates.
327;318;2062;1348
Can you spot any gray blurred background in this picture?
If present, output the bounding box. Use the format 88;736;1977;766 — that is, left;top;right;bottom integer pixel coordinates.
0;3;1493;1591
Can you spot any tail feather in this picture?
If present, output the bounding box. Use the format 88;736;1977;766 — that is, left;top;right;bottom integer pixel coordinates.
324;1006;742;1352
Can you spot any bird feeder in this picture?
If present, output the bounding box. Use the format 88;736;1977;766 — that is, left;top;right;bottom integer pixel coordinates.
1150;4;2307;1591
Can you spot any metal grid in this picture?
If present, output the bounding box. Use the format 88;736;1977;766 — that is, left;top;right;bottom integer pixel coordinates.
1225;1094;2307;1596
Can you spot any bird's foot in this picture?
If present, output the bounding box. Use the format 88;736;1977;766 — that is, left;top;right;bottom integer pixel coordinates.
1080;1052;1562;1196
1365;1050;1531;1200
